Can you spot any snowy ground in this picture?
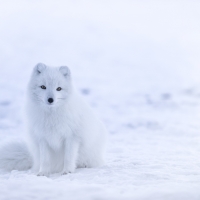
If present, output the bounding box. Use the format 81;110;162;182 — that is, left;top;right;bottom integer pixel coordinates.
0;1;200;199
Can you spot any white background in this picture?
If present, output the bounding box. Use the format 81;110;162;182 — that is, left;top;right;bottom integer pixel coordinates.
0;1;200;199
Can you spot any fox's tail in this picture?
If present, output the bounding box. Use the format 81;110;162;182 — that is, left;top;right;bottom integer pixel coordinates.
0;139;32;171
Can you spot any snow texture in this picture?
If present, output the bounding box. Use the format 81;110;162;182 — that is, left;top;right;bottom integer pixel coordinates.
0;1;200;199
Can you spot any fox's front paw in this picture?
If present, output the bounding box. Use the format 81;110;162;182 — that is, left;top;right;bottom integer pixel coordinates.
61;167;75;175
37;171;49;177
61;171;70;175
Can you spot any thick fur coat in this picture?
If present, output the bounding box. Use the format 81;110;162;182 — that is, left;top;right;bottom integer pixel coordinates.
0;63;107;176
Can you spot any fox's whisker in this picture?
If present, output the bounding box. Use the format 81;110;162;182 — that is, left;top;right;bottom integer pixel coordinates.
34;94;44;103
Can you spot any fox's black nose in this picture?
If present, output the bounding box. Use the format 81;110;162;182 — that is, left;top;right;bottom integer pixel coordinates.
48;98;54;103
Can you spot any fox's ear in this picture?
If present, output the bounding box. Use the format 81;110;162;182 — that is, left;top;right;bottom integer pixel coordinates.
59;66;70;77
34;63;46;74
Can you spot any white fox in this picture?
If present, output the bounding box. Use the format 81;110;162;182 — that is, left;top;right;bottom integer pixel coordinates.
0;63;107;176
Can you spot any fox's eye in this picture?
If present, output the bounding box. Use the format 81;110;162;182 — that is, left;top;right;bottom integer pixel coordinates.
57;87;62;91
41;85;46;89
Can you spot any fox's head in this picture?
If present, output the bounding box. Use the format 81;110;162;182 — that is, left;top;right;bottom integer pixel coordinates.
28;63;72;107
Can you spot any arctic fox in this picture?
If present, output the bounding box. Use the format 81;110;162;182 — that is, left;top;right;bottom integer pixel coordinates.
0;63;107;176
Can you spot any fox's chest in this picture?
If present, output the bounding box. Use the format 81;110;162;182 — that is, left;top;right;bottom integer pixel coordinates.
45;117;78;149
29;107;80;148
38;114;75;135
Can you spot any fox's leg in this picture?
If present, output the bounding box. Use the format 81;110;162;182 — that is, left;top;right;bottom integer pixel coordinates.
31;150;40;172
37;140;51;176
28;140;40;173
62;137;79;175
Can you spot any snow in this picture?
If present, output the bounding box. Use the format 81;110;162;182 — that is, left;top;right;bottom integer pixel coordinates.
0;0;200;199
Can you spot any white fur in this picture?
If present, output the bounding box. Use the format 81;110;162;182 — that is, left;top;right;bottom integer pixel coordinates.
0;139;32;171
0;63;107;176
